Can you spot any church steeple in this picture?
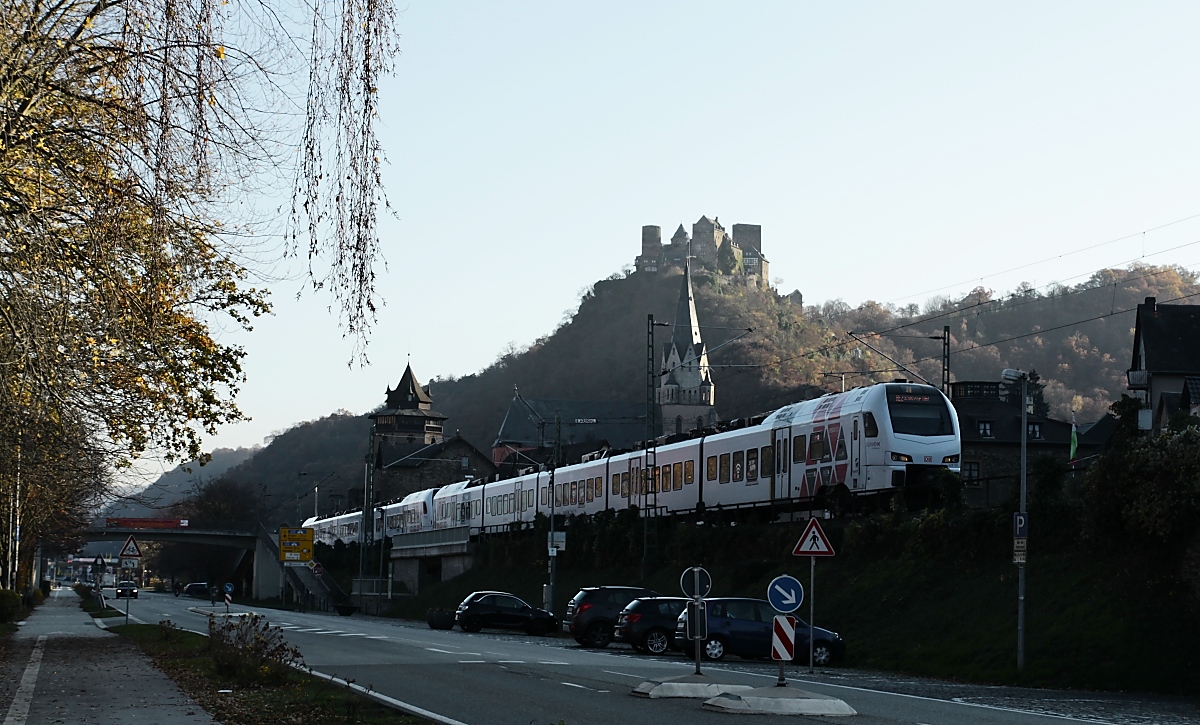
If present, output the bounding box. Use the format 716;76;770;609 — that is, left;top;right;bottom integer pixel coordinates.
672;257;705;353
386;362;433;410
656;259;717;435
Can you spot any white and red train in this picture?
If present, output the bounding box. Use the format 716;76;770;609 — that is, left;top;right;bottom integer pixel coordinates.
304;382;961;546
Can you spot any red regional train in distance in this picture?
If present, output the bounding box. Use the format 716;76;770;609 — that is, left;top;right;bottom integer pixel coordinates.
104;518;189;529
305;381;962;547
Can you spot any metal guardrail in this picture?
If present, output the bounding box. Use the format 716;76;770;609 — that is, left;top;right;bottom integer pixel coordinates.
390;526;471;551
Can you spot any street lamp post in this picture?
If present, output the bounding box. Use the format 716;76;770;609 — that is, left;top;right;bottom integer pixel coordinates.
1001;368;1029;672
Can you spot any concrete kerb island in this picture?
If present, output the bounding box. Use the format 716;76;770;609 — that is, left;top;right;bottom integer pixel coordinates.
631;673;754;699
631;674;856;716
702;686;857;716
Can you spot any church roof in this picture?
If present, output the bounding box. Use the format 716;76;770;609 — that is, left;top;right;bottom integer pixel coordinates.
385;363;433;410
671;260;705;353
493;396;647;450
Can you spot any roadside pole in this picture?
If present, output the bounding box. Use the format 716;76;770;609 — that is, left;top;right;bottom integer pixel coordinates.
791;518;835;674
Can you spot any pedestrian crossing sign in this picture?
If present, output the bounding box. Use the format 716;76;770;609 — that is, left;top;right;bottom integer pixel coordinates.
792;518;835;557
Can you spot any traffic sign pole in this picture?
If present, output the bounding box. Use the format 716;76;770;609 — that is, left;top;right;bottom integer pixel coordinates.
809;557;815;674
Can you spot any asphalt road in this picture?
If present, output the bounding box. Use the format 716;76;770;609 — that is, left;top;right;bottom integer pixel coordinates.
123;592;1200;725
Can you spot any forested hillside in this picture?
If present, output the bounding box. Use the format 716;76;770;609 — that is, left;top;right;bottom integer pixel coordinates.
159;263;1198;520
431;263;1198;451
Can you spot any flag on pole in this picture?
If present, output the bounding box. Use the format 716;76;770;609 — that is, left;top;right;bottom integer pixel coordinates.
1069;414;1078;465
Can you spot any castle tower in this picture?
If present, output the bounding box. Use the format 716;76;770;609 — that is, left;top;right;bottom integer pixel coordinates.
657;259;718;436
691;216;727;269
635;225;663;273
371;362;446;445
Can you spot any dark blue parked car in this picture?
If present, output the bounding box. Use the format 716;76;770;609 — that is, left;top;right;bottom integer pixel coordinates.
675;597;845;665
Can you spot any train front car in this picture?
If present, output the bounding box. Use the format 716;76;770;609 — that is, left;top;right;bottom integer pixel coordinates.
863;382;961;507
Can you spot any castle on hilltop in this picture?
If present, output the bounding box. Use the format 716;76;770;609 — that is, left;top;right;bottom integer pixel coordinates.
635;216;769;286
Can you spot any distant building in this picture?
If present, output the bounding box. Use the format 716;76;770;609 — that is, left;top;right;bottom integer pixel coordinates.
366;362;496;503
951;381;1107;507
380;434;495;503
1126;296;1200;433
635;216;769;287
491;394;645;469
657;258;718;436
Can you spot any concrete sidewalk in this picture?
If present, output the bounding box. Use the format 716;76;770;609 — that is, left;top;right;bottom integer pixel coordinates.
0;587;218;724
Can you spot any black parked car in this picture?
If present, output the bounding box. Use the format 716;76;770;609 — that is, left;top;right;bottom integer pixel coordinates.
563;585;660;648
614;596;688;654
455;591;557;636
182;582;209;598
675;597;846;665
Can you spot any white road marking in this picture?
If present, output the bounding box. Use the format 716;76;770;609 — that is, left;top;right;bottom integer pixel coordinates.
561;682;588;689
498;660;525;664
755;673;1117;724
539;661;569;665
3;635;46;725
603;670;642;678
458;660;486;663
366;635;388;640
294;627;325;632
337;633;367;637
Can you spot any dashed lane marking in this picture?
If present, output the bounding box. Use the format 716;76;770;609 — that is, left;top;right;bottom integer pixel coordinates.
458;660;486;664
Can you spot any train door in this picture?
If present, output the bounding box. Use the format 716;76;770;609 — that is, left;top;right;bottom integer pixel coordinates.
771;426;789;501
850;416;861;489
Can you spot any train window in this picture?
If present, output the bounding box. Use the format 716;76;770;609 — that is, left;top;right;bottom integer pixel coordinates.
621;472;630;497
821;434;833;463
718;453;730;483
864;412;879;438
673;462;684;489
474;500;480;517
793;435;805;464
567;481;574;506
594;477;603;499
746;448;758;480
586;478;594;502
732;451;744;481
706;456;717;481
781;438;789;473
541;486;547;506
612;473;620;496
661;464;672;490
527;489;534;508
761;446;773;477
808;431;825;462
651;467;659;493
835;435;848;461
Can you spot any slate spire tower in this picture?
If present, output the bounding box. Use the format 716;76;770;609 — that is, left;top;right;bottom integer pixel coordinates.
656;257;718;435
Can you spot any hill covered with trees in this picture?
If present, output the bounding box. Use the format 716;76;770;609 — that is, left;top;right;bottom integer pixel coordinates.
430;263;1197;452
150;263;1197;529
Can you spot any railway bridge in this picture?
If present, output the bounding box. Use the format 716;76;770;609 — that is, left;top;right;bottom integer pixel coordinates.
84;522;299;600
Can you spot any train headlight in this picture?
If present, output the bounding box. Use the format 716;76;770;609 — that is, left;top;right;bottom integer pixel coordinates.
890;452;913;463
942;454;960;464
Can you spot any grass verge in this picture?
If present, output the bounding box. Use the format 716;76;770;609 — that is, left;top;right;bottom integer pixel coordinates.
108;622;430;725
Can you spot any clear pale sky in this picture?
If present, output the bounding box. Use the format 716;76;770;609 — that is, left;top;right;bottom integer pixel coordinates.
197;2;1200;460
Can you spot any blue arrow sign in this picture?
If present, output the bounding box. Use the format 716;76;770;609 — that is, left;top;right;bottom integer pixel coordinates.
767;574;804;614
